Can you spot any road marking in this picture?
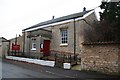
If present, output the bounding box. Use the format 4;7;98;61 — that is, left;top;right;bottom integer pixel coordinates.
46;71;55;74
45;70;75;78
64;75;75;78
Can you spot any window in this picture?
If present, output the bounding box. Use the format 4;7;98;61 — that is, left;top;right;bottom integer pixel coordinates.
60;28;68;44
40;43;44;52
31;43;36;50
31;38;36;50
40;43;43;49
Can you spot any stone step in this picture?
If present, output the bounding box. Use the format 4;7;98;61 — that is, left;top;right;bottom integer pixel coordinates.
71;64;81;70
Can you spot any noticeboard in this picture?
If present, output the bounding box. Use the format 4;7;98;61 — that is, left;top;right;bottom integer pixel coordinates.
12;44;20;50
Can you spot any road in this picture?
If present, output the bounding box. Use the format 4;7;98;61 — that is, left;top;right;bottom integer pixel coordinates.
1;58;119;79
2;59;64;78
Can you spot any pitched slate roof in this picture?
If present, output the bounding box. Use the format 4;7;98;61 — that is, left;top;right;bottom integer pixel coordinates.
23;10;92;31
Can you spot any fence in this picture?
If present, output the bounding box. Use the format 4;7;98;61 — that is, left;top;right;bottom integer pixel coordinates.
8;50;81;66
8;50;24;57
49;50;81;66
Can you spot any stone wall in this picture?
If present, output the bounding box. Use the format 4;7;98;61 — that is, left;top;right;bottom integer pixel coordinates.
2;42;9;57
81;43;120;74
0;38;9;57
51;11;97;55
51;21;75;53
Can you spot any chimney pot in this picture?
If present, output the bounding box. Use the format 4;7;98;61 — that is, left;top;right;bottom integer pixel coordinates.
52;16;55;19
83;7;86;12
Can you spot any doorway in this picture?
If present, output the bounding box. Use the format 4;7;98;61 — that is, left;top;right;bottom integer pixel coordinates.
43;40;50;56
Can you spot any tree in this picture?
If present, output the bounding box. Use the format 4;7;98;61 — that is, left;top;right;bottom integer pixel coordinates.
83;1;120;42
100;1;120;41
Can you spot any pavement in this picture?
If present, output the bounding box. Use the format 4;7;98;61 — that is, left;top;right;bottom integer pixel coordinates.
2;58;119;80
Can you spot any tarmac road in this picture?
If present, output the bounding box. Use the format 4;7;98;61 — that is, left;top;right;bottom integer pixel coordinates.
2;59;63;78
1;58;119;79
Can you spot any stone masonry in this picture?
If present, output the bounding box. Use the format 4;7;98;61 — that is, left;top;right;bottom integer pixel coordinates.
81;43;120;75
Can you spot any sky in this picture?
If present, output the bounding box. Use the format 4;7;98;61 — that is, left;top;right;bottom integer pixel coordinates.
0;0;102;39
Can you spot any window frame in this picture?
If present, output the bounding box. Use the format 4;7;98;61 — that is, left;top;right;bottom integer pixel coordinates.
60;28;68;45
31;43;36;51
40;43;44;49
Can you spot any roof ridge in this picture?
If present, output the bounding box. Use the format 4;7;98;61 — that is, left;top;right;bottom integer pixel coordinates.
23;10;93;31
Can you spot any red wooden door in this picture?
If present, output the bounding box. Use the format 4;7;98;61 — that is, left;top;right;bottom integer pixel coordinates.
43;40;50;56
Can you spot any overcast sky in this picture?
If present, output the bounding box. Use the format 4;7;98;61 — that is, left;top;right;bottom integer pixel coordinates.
0;0;102;39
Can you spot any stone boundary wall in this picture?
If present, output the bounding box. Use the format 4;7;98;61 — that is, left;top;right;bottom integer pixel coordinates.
81;43;120;75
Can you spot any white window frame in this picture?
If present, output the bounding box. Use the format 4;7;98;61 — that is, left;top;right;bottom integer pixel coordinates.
31;43;36;50
60;28;68;45
40;43;43;49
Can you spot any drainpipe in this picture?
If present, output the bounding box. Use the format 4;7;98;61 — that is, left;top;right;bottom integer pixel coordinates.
15;34;17;45
73;18;76;61
8;40;10;56
22;30;25;56
15;34;17;55
39;35;41;58
28;31;31;57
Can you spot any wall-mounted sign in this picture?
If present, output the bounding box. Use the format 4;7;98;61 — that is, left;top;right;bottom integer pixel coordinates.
12;44;20;50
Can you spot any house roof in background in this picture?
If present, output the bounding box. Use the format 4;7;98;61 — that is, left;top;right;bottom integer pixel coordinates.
23;10;93;31
0;37;7;41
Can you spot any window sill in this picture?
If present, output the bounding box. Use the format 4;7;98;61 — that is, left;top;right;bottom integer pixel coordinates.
60;43;68;47
31;48;36;51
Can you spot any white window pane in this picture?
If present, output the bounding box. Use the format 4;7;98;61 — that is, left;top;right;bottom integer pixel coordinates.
40;44;43;48
60;29;68;44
